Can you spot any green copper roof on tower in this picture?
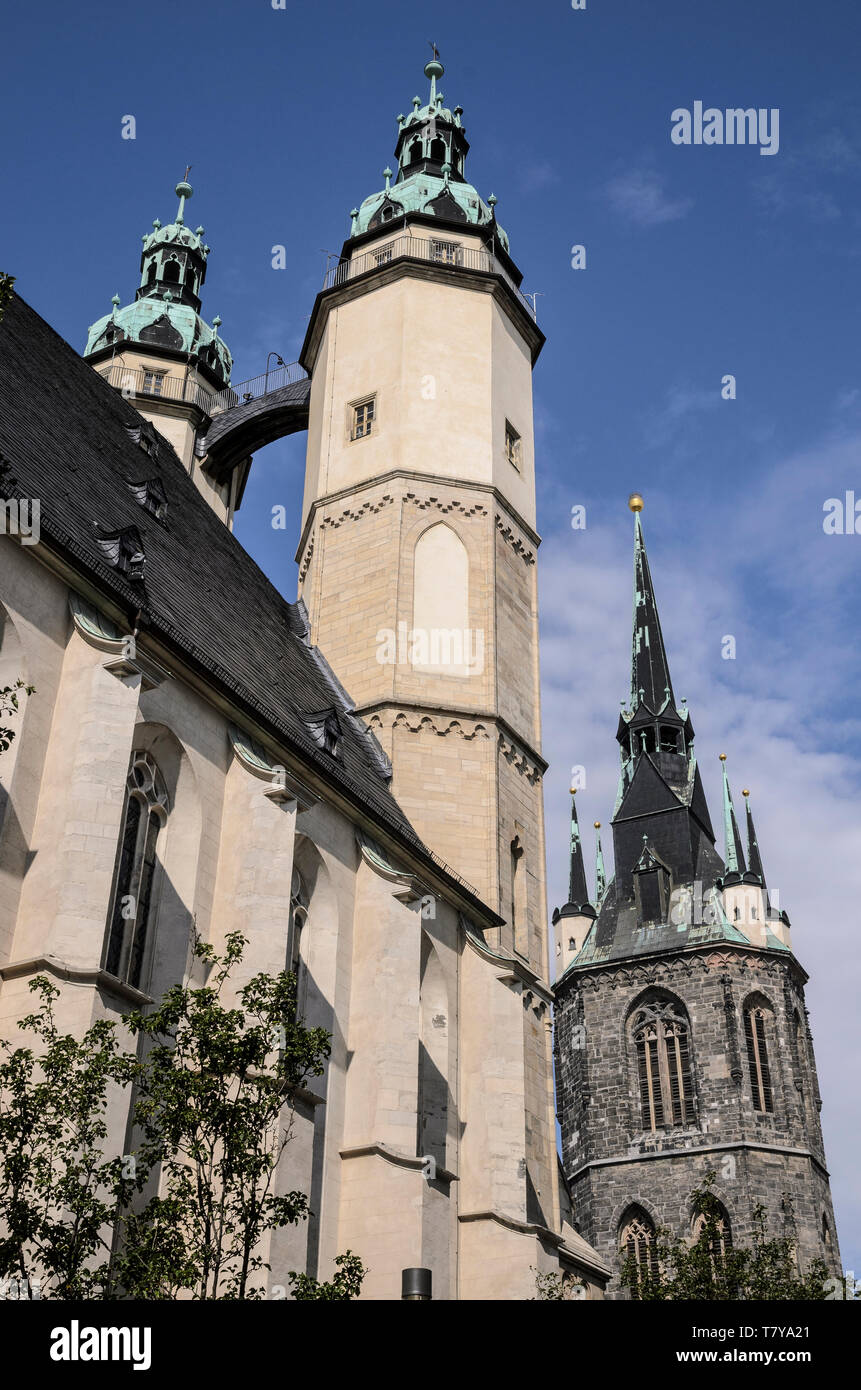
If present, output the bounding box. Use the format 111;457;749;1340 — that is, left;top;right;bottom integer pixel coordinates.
175;170;193;224
84;176;232;384
594;821;607;905
348;54;510;251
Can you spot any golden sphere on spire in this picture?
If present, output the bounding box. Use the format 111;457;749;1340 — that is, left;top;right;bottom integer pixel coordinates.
742;788;750;797
628;493;644;512
593;821;601;829
569;785;578;795
719;753;727;761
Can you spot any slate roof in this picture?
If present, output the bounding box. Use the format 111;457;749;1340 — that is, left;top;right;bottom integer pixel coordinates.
0;293;493;918
555;510;790;979
630;512;675;713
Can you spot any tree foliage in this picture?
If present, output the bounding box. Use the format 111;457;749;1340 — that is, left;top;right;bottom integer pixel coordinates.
531;1268;586;1300
0;977;141;1296
620;1173;830;1301
0;679;33;756
113;931;332;1300
0;936;365;1300
288;1251;367;1301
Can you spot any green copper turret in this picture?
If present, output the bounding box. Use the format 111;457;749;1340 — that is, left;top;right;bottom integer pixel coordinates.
84;177;232;386
348;55;510;253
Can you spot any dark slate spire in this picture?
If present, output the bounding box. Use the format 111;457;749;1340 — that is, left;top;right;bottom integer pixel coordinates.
558;500;777;966
630;499;675;714
742;786;766;885
567;791;590;906
554;790;596;922
719;754;747;877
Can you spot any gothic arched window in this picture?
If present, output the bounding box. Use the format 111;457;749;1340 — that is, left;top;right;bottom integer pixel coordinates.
163;258;180;284
744;998;774;1113
429;136;446;163
619;1207;659;1298
288;868;308;981
693;1204;732;1259
104;750;168;990
630;996;696;1131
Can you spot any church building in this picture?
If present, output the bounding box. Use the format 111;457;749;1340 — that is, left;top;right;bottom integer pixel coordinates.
0;52;840;1302
0;58;610;1299
553;498;841;1294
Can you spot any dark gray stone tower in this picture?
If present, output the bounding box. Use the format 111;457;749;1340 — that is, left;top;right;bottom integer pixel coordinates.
554;503;841;1295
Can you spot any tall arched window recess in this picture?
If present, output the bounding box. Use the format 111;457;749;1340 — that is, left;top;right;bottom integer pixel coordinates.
288;868;308;979
743;998;775;1114
631;996;696;1131
619;1207;659;1298
104;750;168;990
693;1205;732;1260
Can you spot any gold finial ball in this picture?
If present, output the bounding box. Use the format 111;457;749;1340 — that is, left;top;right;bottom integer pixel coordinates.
569;785;577;795
719;753;727;761
628;493;644;513
594;821;601;829
742;788;750;797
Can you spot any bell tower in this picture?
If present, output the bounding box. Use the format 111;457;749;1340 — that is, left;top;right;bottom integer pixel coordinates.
84;177;244;525
554;500;841;1294
297;57;546;970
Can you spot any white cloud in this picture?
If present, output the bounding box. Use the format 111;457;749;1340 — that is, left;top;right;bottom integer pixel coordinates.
604;168;693;227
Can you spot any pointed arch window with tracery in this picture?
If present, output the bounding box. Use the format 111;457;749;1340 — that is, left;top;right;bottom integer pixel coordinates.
619;1207;659;1297
104;750;168;990
630;996;696;1131
744;999;774;1113
693;1205;732;1260
288;868;308;982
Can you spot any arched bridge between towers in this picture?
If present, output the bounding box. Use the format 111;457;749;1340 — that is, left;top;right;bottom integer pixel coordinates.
196;362;312;482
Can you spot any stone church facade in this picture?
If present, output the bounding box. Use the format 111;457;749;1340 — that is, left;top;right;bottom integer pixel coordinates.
553;504;841;1295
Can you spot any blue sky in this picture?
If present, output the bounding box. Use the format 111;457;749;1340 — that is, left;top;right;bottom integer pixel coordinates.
3;0;860;1277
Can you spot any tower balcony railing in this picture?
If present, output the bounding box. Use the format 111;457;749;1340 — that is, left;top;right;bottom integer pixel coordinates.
97;364;218;415
97;360;308;418
322;232;537;319
209;360;308;414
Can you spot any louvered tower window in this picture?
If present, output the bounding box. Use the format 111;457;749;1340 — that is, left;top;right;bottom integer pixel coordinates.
744;1003;774;1113
631;998;696;1131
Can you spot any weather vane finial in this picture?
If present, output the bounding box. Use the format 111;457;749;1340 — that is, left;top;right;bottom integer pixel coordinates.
429;40;440;62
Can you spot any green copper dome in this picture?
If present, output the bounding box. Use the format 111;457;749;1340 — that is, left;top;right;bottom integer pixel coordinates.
85;179;232;385
350;57;510;253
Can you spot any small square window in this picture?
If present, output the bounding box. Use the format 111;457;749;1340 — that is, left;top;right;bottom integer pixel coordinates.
351;397;376;441
505;420;522;470
431;239;462;266
143;370;165;398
